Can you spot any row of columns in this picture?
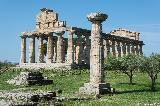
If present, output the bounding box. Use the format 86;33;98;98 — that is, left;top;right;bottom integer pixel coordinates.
104;39;143;57
20;30;74;64
75;32;91;66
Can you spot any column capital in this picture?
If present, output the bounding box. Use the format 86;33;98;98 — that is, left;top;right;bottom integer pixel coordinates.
67;29;75;35
28;34;36;38
20;32;28;38
54;30;65;36
87;12;108;23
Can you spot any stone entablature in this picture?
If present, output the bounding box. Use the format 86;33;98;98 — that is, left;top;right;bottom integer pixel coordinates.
19;8;144;69
110;28;140;40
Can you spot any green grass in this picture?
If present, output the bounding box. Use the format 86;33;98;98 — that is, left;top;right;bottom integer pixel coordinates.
1;69;160;106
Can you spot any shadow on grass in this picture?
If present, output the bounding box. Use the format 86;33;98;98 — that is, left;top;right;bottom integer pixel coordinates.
116;89;152;94
117;82;150;87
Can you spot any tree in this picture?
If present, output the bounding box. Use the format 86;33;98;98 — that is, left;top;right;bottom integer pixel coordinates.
104;54;119;71
139;54;160;92
105;54;141;85
118;54;142;85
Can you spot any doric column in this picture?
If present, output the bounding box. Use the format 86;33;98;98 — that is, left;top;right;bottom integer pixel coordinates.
111;40;116;56
38;34;44;63
126;42;131;55
116;41;121;57
139;44;143;55
46;33;53;63
135;44;139;55
131;43;135;54
122;42;126;56
67;29;75;64
53;37;57;62
75;32;83;65
20;35;26;64
79;12;111;95
29;35;35;63
84;34;91;66
106;39;111;56
55;31;65;63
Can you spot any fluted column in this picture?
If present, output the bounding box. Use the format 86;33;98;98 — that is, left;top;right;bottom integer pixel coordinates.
116;41;121;57
79;12;110;95
84;34;90;66
29;35;35;63
53;37;57;62
20;35;26;64
111;40;116;56
56;31;65;63
106;39;111;56
139;44;143;55
135;44;139;55
131;43;135;54
126;42;131;55
122;42;126;56
67;29;75;64
75;32;83;64
90;16;105;83
46;33;53;63
38;34;44;63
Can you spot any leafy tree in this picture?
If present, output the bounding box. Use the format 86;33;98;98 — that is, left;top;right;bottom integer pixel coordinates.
104;54;119;71
139;54;160;91
118;54;142;85
105;54;141;85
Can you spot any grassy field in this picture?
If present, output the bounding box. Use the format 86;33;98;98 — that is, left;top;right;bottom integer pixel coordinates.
0;69;160;106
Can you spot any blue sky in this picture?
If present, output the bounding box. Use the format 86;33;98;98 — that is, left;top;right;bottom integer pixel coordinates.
0;0;160;63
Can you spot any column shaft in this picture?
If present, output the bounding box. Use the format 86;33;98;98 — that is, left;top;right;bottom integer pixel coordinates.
46;34;53;63
67;30;74;64
20;36;26;63
126;43;131;55
56;32;64;63
122;42;126;56
111;40;116;56
29;36;35;63
90;22;104;84
38;36;44;63
106;39;111;56
139;45;143;55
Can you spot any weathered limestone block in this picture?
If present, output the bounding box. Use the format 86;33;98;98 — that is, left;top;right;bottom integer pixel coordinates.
46;33;53;63
29;35;35;63
38;35;44;63
20;35;26;64
79;12;111;95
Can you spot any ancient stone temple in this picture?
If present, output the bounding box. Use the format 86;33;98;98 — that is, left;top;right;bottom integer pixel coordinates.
18;8;144;69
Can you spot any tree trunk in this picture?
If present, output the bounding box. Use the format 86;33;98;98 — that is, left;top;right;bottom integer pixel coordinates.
151;77;156;92
129;70;133;85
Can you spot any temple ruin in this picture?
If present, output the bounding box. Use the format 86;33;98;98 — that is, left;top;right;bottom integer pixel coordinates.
18;8;144;69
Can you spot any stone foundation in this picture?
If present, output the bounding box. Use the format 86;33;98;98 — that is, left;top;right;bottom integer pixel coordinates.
79;83;111;95
17;63;73;70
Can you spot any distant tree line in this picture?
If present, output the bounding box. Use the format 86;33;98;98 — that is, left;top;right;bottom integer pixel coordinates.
0;60;16;74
